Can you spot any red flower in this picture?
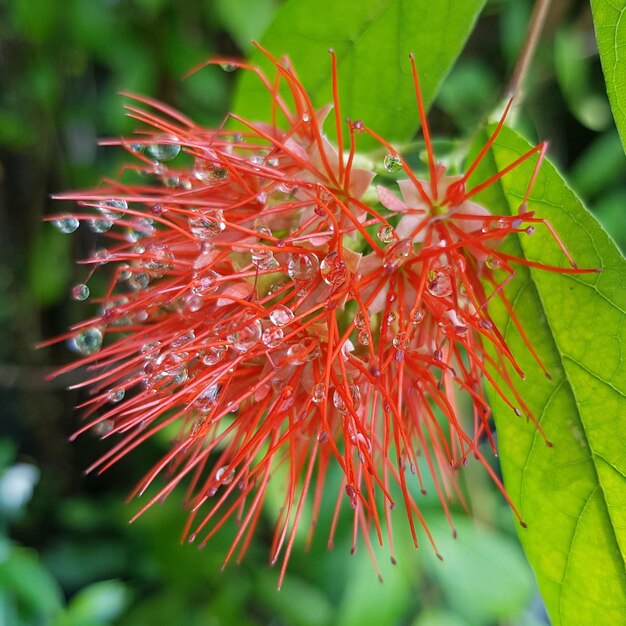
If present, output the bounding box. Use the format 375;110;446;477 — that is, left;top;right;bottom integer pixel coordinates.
47;45;595;586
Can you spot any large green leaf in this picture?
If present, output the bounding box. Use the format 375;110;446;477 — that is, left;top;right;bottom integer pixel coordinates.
469;126;626;625
232;0;486;144
590;0;626;153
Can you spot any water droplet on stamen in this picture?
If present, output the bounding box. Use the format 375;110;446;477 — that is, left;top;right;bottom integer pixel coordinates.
485;256;502;271
251;247;275;269
377;224;396;243
200;344;228;365
126;217;154;242
129;272;150;290
186;295;203;312
98;198;127;220
188;210;226;240
392;332;409;350
142;243;174;275
427;270;453;297
269;305;294;327
311;384;326;404
320;251;347;286
88;218;113;233
410;307;425;324
333;385;361;415
288;253;319;282
146;140;181;162
262;326;284;348
195;384;220;413
383;153;402;173
215;465;236;485
357;330;370;345
53;215;79;234
74;328;103;355
193;270;220;295
71;283;90;301
383;239;412;271
107;388;125;403
228;320;262;353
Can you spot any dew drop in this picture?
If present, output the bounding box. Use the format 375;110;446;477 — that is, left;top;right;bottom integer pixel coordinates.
118;264;131;281
354;312;367;330
193;270;220;295
126;217;154;242
88;218;113;233
392;332;409;350
228;320;262;353
142;243;174;274
333;385;361;415
185;295;203;312
215;465;236;484
319;251;348;286
53;215;79;234
129;272;150;290
311;383;326;404
251;247;275;269
262;326;284;348
98;198;127;220
426;270;453;297
256;225;272;238
383;238;412;271
200;344;228;366
195;384;220;413
383;153;402;173
288;253;319;282
146;140;181;162
485;255;502;271
220;63;237;72
94;419;114;437
269;305;294;327
74;328;103;355
188;210;226;240
141;341;161;360
71;283;90;301
357;330;370;345
410;307;425;324
377;224;396;243
172;330;195;349
249;154;265;167
107;388;125;403
193;158;228;182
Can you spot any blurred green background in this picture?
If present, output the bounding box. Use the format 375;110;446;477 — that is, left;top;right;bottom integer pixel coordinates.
0;0;623;624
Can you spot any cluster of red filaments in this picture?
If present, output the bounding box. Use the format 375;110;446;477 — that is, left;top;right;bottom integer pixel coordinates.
46;45;594;585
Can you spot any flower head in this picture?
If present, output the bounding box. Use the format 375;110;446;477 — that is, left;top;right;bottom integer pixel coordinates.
47;46;595;585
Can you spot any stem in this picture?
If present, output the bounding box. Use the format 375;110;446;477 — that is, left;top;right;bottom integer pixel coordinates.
505;0;552;101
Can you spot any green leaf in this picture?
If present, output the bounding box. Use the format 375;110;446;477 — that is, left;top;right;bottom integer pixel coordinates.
61;579;131;626
0;546;64;618
233;0;486;144
469;125;626;625
421;517;535;624
213;0;278;52
590;0;626;153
